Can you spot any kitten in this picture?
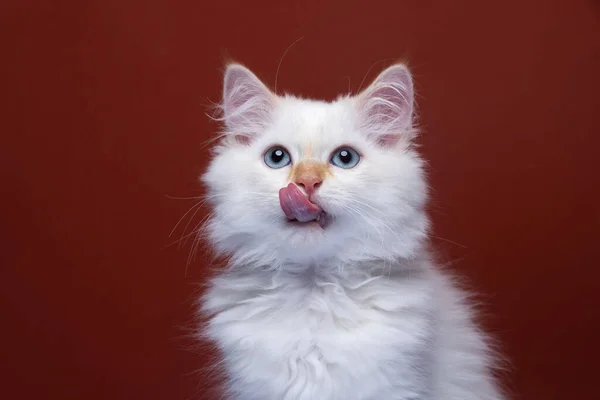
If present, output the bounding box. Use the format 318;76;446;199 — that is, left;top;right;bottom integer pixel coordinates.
198;62;506;400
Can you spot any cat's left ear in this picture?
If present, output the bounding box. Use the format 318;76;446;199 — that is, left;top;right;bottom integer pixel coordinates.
356;64;415;147
221;64;276;144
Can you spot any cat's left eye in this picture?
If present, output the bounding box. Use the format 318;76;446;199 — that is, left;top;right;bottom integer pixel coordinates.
330;147;360;169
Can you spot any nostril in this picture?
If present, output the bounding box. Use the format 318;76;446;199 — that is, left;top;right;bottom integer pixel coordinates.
294;178;322;194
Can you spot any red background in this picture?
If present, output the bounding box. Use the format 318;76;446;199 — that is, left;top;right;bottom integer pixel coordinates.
2;1;599;399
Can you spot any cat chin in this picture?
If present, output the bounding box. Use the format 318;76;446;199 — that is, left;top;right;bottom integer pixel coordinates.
285;220;324;231
209;210;428;266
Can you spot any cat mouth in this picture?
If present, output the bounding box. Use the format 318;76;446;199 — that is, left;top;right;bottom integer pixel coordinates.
286;211;329;229
279;183;329;228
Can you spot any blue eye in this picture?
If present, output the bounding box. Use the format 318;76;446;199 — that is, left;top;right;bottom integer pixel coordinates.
264;146;291;169
330;147;360;169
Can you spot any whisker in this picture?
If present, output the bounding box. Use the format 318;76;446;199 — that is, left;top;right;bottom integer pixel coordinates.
164;194;203;201
356;57;400;94
274;36;304;94
169;200;204;238
429;234;468;249
179;205;209;249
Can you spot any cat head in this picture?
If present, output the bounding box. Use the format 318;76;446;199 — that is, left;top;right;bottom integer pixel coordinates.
202;63;429;268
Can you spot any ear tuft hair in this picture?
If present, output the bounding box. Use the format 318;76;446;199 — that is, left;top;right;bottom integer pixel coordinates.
218;64;276;144
356;64;415;147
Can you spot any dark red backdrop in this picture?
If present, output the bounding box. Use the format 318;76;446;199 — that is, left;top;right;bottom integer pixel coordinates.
2;1;599;399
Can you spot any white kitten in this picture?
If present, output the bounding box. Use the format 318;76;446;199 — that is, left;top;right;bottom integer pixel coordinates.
198;62;506;400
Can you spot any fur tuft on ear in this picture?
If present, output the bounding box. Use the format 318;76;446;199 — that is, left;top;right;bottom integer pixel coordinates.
356;64;415;147
220;64;276;144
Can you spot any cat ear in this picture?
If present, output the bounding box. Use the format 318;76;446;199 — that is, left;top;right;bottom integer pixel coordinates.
221;64;276;144
356;64;415;147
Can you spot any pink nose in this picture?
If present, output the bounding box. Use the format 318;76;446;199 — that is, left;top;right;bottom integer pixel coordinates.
295;176;322;196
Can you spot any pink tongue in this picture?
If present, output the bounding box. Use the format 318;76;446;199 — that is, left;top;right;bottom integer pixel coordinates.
279;183;322;222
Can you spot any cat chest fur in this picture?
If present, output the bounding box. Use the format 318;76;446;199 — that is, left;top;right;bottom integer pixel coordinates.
203;271;434;400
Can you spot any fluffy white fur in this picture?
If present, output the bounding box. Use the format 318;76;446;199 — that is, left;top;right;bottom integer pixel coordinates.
198;63;506;400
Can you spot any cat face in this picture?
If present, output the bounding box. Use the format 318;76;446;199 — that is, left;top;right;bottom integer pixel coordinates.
202;64;429;267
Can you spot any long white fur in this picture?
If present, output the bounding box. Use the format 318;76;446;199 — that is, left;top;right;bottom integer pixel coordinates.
199;63;506;400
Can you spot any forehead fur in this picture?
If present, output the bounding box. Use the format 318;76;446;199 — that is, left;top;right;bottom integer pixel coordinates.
250;96;376;159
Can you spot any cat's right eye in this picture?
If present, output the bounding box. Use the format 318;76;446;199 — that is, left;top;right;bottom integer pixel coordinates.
264;146;292;169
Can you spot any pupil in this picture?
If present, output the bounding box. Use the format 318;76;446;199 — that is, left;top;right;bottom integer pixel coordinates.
272;149;283;162
340;150;351;163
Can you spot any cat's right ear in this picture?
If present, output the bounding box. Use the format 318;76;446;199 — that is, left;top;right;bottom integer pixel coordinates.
221;64;276;145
